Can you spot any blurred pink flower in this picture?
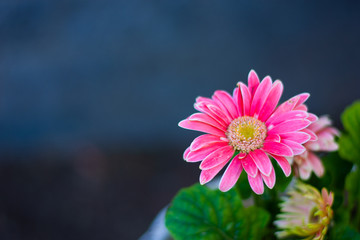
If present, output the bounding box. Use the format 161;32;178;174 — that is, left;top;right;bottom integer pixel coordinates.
293;116;339;180
179;70;316;194
275;181;334;240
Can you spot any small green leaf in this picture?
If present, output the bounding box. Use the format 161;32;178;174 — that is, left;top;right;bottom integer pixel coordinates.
165;184;270;240
339;101;360;164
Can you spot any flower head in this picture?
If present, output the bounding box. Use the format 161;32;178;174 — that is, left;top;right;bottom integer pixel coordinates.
179;70;316;194
275;181;334;240
293;116;339;180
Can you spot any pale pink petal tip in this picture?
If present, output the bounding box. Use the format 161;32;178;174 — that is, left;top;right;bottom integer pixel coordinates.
183;147;191;160
248;172;264;195
296;92;310;105
262;167;276;189
307;113;319;122
248;70;260;87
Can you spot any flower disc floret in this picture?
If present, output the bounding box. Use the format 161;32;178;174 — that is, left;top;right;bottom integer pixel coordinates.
227;116;267;153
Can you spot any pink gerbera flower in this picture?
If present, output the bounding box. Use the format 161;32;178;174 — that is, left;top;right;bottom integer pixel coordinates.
293;116;339;180
179;70;317;194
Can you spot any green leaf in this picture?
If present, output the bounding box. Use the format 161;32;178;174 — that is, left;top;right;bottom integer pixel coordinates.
330;225;360;240
345;168;360;208
165;184;270;240
323;152;353;191
339;134;360;164
235;171;252;199
345;168;360;229
339;101;360;164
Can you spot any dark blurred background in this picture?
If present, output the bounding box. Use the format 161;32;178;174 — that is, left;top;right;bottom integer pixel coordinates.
0;0;359;239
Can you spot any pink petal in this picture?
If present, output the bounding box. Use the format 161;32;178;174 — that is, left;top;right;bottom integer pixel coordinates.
186;143;227;162
261;167;276;189
248;70;260;97
188;113;227;131
305;141;320;151
262;141;294;157
200;145;234;170
258;80;284;122
248;171;264;195
312;131;338;151
234;85;243;116
178;119;226;137
194;102;229;126
308;115;332;132
266;134;280;142
299;165;311;180
195;96;213;106
241;154;258;177
266;110;308;127
219;154;243;192
328;192;334;206
199;160;228;185
190;134;224;151
307;152;324;177
271;95;300;117
183;147;191;160
249;149;273;176
320;127;340;136
294;93;310;107
213;90;238;119
322;188;334;206
301;129;318;141
294;104;308;111
239;82;251;116
207;104;232;125
270;154;291;177
281;139;306;155
279;132;311;144
267;119;311;135
306;113;319;122
250;76;272;118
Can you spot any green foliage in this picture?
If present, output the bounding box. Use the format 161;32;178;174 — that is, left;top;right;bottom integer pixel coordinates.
338;101;360;230
165;184;270;240
234;171;252;199
345;168;360;209
330;225;360;240
344;168;360;229
339;101;360;164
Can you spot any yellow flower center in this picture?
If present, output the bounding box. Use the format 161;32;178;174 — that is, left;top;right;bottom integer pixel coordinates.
226;116;267;153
